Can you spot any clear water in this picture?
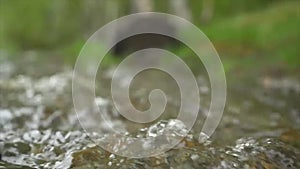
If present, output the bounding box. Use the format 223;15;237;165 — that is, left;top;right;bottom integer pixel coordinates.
0;55;299;168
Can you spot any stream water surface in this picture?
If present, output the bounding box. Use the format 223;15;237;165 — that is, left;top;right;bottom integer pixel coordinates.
0;55;299;169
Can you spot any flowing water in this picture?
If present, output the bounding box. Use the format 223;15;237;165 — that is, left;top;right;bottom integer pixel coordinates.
0;54;299;168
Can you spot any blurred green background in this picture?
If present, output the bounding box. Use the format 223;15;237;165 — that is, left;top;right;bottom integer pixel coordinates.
0;0;299;75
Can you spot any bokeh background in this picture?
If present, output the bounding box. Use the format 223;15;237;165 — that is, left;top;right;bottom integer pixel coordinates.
1;0;299;74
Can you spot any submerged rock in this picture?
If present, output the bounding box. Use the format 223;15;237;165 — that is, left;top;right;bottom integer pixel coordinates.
1;122;299;168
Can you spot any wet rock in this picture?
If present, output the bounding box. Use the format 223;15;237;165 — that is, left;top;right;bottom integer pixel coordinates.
280;129;300;148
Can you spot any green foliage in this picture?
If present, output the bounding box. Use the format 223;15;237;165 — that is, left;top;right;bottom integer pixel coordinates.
0;0;299;73
202;1;300;72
